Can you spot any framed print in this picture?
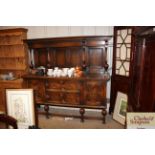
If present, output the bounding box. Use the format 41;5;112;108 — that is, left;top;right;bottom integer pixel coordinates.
6;89;35;129
113;92;127;125
127;112;155;129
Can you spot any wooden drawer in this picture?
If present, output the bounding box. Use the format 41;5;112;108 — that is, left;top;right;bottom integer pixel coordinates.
63;81;81;91
45;80;81;105
46;80;81;91
64;92;80;105
46;91;63;104
46;91;80;105
46;80;62;90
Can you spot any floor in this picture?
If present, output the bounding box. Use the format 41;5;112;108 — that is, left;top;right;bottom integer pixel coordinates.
0;107;124;129
38;107;124;129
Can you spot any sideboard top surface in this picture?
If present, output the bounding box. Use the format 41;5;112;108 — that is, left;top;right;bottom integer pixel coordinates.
23;74;110;81
24;35;112;43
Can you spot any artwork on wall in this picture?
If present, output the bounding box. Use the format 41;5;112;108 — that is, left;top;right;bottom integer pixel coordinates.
113;91;127;125
6;89;35;129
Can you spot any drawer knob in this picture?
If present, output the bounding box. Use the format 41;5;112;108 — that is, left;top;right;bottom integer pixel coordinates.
60;93;64;98
60;80;64;84
62;88;65;91
46;95;50;99
45;82;49;87
82;40;86;45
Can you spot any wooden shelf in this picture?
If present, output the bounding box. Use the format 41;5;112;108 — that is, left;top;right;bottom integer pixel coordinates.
0;28;28;78
0;67;26;70
0;56;25;58
0;43;24;46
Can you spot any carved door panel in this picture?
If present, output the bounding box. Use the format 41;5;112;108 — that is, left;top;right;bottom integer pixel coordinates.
68;47;83;67
45;91;62;104
84;80;106;106
64;93;80;105
87;47;106;67
28;80;45;103
63;80;81;105
45;79;63;104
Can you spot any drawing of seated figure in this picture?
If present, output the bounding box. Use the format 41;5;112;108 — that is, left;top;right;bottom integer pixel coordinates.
14;97;28;123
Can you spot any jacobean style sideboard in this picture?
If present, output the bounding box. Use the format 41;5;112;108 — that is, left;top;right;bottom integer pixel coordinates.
23;36;112;123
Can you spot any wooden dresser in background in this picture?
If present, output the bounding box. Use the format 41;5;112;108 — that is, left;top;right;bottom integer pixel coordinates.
0;28;28;112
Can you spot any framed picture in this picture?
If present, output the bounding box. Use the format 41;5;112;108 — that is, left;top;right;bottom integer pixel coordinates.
127;112;155;129
6;89;35;129
113;92;128;125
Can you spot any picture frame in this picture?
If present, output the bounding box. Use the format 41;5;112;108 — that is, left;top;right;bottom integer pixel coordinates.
113;91;128;125
6;89;35;129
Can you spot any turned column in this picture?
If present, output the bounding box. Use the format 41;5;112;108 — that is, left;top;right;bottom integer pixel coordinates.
44;105;50;119
79;108;85;122
101;109;107;124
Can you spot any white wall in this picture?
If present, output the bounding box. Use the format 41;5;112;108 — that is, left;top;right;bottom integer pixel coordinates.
0;26;113;104
0;26;113;38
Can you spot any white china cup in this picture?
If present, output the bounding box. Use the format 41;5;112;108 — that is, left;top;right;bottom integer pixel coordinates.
47;69;53;76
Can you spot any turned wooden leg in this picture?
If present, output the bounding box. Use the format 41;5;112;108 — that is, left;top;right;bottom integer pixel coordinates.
35;104;39;128
44;105;50;119
79;108;85;122
101;109;107;124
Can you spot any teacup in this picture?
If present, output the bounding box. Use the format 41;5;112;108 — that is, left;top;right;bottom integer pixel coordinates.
47;69;53;76
68;69;74;77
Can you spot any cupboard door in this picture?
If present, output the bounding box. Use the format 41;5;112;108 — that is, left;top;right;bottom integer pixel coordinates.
55;48;66;67
84;80;106;106
68;47;83;67
141;36;155;111
110;26;135;113
87;47;106;67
